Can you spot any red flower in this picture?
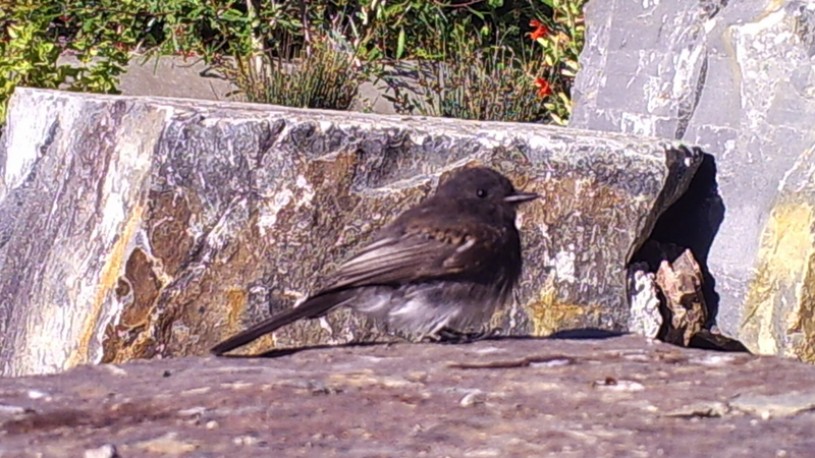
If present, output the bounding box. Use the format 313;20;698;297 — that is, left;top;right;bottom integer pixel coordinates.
534;77;552;98
529;19;549;41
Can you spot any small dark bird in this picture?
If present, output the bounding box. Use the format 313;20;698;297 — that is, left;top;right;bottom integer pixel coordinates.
210;166;538;355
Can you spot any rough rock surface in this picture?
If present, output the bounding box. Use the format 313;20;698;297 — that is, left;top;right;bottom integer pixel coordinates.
0;88;700;376
570;0;815;361
1;335;814;456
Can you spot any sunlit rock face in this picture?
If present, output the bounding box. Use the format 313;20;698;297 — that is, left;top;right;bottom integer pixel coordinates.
0;88;698;375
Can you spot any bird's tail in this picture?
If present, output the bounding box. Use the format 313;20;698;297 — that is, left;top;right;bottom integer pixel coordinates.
209;291;346;355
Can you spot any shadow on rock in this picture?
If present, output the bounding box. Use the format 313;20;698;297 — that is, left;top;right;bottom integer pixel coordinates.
634;152;725;325
210;341;388;359
548;329;628;340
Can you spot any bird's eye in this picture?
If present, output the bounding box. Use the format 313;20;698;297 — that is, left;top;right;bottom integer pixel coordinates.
476;188;488;198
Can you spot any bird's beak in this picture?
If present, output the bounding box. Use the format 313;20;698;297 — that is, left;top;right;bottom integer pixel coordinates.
504;191;539;204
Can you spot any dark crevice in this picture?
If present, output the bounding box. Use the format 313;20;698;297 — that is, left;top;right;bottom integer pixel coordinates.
629;153;744;350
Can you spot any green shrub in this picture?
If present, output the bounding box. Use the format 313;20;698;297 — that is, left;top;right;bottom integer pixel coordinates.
532;0;587;125
0;0;587;125
198;1;558;113
226;38;365;110
1;3;65;124
0;0;139;124
381;0;587;124
385;19;548;123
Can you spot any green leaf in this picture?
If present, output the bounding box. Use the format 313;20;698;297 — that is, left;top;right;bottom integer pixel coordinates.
466;7;485;20
558;91;571;104
396;28;406;59
220;9;246;23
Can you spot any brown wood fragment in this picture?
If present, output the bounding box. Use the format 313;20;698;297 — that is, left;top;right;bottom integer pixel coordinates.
655;249;708;347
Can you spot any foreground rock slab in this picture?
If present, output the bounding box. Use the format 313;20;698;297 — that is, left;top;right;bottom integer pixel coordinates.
0;88;700;376
0;335;813;456
570;0;815;361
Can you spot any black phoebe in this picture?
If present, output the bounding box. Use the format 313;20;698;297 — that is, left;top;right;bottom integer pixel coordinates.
210;166;538;355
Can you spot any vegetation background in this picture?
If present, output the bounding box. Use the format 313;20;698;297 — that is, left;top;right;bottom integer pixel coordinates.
0;0;586;127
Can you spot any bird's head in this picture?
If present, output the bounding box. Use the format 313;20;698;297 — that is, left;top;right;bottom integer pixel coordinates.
435;167;539;209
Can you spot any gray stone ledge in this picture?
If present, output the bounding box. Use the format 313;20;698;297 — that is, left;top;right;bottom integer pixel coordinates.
0;335;813;456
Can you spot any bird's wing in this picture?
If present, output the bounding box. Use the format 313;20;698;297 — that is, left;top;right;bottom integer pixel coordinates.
322;218;505;291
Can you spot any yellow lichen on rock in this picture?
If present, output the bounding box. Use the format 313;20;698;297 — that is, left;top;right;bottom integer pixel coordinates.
526;276;590;337
741;200;815;360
